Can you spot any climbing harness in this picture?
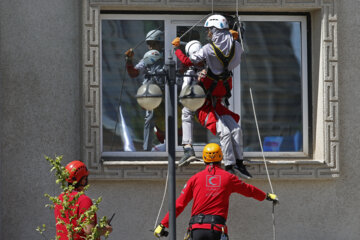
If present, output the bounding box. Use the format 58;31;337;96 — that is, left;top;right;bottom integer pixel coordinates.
189;214;226;226
187;214;227;239
205;41;236;102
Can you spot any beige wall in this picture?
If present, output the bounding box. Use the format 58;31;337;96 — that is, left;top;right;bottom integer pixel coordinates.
1;0;360;239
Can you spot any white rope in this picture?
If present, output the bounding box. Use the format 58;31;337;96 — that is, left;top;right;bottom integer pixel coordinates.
179;13;212;40
235;3;276;237
249;88;276;240
236;0;245;52
154;169;169;229
249;88;274;193
272;203;276;240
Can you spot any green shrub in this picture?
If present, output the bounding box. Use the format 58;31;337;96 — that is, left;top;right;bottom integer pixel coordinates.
37;155;111;240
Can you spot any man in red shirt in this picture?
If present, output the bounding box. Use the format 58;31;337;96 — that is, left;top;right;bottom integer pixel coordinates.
54;160;113;239
154;143;278;240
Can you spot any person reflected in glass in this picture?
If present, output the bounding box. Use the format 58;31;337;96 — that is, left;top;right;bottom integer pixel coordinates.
172;40;205;164
124;30;165;151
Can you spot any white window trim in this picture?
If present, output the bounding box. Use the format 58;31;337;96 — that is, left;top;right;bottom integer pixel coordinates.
234;15;309;158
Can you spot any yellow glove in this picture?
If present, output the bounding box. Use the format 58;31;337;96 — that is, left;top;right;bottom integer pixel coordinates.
154;224;168;238
171;37;180;47
229;29;239;40
266;193;279;204
125;48;134;58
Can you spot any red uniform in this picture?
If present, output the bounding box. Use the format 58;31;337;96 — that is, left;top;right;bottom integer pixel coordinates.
160;164;266;232
175;49;193;67
54;191;97;240
126;62;140;78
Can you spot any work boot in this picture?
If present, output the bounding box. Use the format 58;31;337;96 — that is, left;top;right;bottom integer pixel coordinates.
225;165;236;175
178;146;197;167
234;159;252;179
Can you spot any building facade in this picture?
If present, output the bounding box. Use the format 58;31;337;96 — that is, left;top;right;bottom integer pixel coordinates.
1;0;360;239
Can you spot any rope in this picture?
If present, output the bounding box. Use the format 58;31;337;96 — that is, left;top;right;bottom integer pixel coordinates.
212;0;214;14
272;202;276;240
179;13;212;40
250;87;277;240
154;169;169;229
235;3;276;238
249;88;274;193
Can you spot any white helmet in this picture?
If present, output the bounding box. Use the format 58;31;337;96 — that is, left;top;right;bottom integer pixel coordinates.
204;14;229;29
143;50;162;66
185;40;202;57
145;29;164;42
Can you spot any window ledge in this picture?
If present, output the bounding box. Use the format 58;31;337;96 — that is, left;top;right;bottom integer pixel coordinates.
101;159;325;166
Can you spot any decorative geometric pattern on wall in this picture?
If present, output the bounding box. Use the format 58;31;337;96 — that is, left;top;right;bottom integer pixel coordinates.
82;0;339;180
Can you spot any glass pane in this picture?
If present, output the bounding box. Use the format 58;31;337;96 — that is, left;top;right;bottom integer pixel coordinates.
175;26;219;147
241;21;303;152
101;19;166;152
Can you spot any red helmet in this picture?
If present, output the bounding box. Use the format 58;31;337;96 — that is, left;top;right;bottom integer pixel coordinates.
65;160;89;184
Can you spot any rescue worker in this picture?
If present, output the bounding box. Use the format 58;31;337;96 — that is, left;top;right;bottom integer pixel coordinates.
154;143;279;240
172;15;252;179
125;29;165;151
54;160;113;239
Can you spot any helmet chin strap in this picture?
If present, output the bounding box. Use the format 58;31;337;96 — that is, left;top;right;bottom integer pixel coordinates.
75;176;88;189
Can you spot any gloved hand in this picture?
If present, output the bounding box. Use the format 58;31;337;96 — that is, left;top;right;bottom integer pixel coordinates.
171;37;180;47
125;48;134;58
266;193;279;205
154;224;168;238
229;29;239;40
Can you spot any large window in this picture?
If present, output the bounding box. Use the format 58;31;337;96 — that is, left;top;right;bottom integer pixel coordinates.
100;13;309;159
237;16;308;157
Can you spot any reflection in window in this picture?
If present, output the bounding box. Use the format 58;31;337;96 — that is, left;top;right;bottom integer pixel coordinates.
100;15;308;157
175;26;219;146
101;20;165;152
241;21;304;152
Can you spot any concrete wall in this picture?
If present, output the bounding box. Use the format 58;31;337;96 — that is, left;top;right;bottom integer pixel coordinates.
0;0;82;239
1;0;360;239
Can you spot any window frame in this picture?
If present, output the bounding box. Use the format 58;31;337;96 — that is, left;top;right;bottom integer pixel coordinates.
81;0;340;180
234;15;309;158
100;13;309;159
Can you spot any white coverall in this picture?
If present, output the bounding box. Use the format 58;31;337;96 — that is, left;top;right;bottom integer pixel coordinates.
189;28;244;166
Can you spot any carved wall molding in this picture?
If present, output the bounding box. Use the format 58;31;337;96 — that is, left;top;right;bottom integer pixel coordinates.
81;0;339;180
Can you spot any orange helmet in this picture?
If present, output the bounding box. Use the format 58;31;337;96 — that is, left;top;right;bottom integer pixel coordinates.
202;143;223;163
65;160;89;184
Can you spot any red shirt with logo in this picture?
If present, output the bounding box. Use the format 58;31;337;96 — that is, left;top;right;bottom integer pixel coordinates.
161;165;266;232
54;191;97;240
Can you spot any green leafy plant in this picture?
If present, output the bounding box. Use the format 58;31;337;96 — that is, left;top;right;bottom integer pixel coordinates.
37;155;111;240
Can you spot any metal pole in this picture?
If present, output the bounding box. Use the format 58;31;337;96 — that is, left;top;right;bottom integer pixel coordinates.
166;54;176;240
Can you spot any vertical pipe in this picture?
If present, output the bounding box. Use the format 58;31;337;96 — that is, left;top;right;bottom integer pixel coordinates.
166;55;176;240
